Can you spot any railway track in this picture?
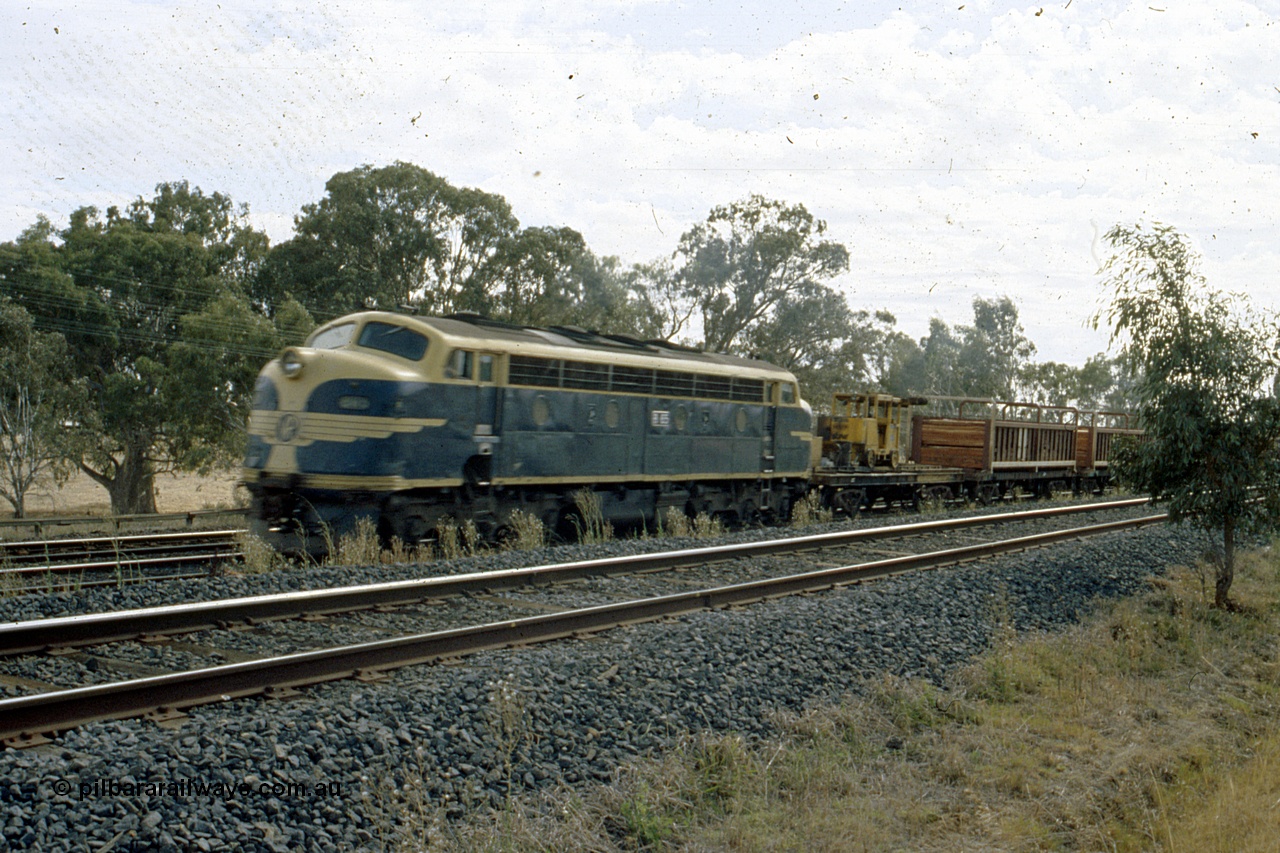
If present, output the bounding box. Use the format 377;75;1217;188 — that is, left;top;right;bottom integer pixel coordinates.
0;529;243;591
0;498;1160;746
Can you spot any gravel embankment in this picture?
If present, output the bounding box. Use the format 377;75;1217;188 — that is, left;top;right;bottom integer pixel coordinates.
0;508;1213;852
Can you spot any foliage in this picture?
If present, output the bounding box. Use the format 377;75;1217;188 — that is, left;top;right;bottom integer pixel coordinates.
488;231;655;334
790;492;833;526
955;296;1037;399
673;194;851;354
263;161;659;339
743;291;885;408
1095;222;1280;606
570;488;613;543
0;299;89;517
624;258;696;341
0;182;299;513
874;298;1039;402
260;162;519;318
1018;352;1120;410
503;509;546;551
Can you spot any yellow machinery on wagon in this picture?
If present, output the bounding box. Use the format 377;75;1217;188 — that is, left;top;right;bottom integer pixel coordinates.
817;393;928;470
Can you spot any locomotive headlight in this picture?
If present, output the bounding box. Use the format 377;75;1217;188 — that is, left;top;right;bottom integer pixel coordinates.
280;348;304;379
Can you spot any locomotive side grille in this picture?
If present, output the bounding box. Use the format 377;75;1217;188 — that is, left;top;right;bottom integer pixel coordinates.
655;370;695;396
695;375;733;399
729;378;765;402
507;353;770;404
611;366;655;393
509;355;561;386
562;360;611;390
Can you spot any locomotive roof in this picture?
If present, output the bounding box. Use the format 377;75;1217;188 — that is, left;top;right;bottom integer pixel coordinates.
320;311;797;378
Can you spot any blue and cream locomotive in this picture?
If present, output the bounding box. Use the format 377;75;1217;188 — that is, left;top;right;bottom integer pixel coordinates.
242;311;815;553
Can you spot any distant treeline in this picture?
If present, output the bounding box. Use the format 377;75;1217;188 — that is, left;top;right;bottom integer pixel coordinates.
0;163;1133;515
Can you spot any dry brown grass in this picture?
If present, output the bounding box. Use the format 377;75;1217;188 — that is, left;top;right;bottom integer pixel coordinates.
430;541;1280;852
5;470;242;518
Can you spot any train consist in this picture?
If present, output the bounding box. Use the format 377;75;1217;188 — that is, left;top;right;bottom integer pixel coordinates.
241;311;1141;554
811;393;1142;514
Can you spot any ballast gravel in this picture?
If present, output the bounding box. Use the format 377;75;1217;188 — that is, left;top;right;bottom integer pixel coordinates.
0;511;1216;852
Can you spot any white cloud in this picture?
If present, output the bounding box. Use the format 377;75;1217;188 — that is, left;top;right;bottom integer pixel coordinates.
3;0;1279;365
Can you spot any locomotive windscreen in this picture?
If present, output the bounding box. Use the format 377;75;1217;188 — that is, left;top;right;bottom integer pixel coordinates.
356;322;429;361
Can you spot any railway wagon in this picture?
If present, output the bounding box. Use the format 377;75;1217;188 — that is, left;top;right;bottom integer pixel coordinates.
812;393;965;513
242;311;814;554
1075;411;1144;476
911;398;1104;502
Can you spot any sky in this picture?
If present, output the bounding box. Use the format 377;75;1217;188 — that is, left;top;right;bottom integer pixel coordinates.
4;0;1279;367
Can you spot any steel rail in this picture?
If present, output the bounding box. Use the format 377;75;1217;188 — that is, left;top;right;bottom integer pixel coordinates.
0;552;241;581
0;512;1165;745
0;529;242;565
0;499;1149;656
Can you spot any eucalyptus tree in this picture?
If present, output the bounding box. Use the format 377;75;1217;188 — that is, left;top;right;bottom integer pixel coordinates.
623;258;695;342
954;297;1036;400
483;227;653;333
261;162;519;318
0;300;88;517
915;317;965;396
1096;222;1280;607
1017;355;1117;410
673;195;850;354
743;291;882;410
1;182;287;513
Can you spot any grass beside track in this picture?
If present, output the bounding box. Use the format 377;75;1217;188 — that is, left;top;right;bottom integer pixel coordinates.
414;540;1280;852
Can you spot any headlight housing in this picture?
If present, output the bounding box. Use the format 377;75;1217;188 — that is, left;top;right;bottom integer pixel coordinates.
280;348;304;379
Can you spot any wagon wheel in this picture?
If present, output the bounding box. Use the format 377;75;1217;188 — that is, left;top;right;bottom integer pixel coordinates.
921;484;952;512
834;488;866;517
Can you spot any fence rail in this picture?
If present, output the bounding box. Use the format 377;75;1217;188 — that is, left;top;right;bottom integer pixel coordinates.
0;508;247;539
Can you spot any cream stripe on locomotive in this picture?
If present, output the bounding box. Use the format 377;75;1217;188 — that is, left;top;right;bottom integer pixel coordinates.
248;411;447;446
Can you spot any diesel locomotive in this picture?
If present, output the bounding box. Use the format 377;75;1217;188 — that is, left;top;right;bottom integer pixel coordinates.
242;311;815;554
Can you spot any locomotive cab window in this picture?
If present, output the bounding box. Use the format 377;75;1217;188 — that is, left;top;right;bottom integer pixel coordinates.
780;383;796;405
448;349;474;379
357;322;428;361
309;322;356;350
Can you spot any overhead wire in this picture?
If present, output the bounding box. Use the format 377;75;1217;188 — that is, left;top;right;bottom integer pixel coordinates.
0;251;345;360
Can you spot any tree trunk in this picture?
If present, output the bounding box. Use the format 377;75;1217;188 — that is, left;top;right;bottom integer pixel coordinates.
81;441;158;516
107;455;157;515
1215;517;1235;608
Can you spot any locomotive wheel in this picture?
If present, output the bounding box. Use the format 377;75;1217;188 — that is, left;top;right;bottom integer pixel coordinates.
492;524;520;549
395;511;433;546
